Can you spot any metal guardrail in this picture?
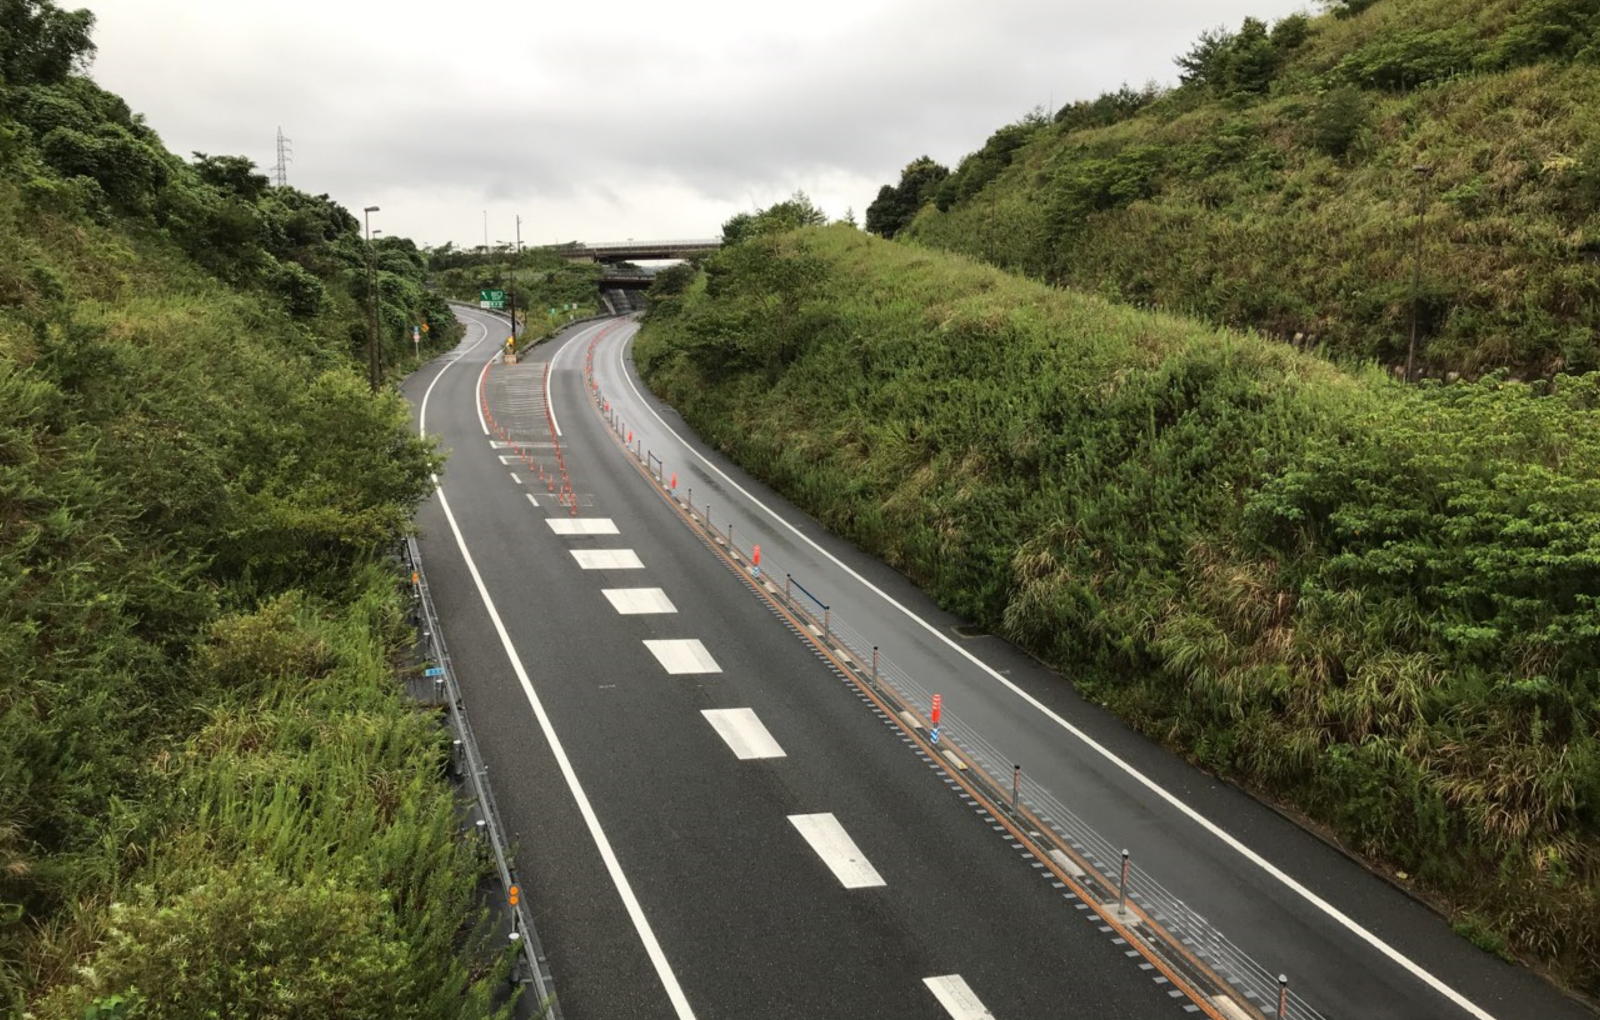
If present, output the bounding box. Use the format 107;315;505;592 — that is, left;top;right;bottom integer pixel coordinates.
583;336;1328;1020
404;537;561;1019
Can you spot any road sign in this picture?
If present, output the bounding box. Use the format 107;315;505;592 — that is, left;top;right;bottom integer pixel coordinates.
424;666;444;677
479;289;506;310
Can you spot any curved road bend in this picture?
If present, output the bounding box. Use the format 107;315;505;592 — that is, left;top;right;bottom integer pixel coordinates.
408;307;1183;1019
410;308;1593;1020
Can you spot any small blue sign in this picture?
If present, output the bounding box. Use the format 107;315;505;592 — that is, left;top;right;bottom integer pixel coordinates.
929;726;942;744
424;666;444;677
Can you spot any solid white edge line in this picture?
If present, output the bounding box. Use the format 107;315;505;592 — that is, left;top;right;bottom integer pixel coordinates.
547;319;614;441
608;328;1496;1020
545;319;613;439
432;483;696;1019
419;320;485;438
475;349;496;437
417;314;697;1019
544;360;560;438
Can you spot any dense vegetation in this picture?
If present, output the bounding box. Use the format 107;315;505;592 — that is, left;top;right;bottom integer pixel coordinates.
638;223;1600;996
870;0;1600;377
429;244;602;337
1;2;507;1014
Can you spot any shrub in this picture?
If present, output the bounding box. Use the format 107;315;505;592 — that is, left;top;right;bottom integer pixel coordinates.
1334;28;1476;90
1306;86;1367;157
43;866;416;1019
272;258;325;318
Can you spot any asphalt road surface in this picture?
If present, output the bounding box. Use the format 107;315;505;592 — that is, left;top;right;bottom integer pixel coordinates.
406;308;1593;1020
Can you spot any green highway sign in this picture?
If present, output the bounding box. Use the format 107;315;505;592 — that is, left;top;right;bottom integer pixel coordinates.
479;289;506;310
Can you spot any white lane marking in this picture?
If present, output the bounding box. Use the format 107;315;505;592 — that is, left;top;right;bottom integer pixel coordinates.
602;587;677;615
609;329;1496;1020
571;548;644;570
701;708;786;760
418;312;695;1019
510;473;522;485
544;319;612;440
642;639;721;674
526;494;540;508
418;319;486;438
499;455;520;465
491;441;513;448
545;360;560;438
923;975;994;1020
787;813;885;889
546;518;619;535
475;349;496;437
430;486;697;1019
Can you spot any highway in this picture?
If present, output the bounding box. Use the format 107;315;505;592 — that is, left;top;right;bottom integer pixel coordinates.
408;307;1594;1020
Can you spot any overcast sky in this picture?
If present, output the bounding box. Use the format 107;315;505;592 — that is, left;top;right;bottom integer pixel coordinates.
86;0;1309;249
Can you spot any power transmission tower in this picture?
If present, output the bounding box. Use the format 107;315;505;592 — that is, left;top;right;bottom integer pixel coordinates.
273;126;292;187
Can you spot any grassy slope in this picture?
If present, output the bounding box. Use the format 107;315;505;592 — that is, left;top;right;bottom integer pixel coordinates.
904;0;1600;377
638;224;1600;996
0;60;504;1020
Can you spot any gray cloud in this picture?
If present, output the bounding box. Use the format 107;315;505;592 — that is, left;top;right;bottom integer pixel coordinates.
86;0;1310;244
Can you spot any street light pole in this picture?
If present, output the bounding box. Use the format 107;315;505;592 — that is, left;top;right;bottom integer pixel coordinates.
363;205;380;392
1405;165;1432;384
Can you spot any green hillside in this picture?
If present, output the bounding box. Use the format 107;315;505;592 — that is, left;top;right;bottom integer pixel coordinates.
1;2;507;1014
638;223;1600;996
877;0;1600;377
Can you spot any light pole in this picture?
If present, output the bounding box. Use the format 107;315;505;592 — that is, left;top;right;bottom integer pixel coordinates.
512;215;521;346
363;205;380;391
1405;165;1432;383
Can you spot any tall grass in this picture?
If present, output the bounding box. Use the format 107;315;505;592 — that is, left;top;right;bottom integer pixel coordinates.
637;224;1600;997
0;46;495;1011
903;0;1600;376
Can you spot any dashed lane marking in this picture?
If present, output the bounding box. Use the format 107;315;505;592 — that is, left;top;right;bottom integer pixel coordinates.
787;813;886;889
642;639;721;675
602;588;678;615
701;708;786;760
923;975;994;1020
546;518;619;535
571;549;644;570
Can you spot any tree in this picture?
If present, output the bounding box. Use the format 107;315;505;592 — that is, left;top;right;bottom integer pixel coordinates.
721;191;826;245
1176;18;1283;95
192;153;269;202
1307;86;1367;158
0;0;95;86
1323;0;1380;19
866;156;950;238
1176;26;1234;87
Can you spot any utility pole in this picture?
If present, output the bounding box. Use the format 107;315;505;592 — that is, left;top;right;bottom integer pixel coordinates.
364;205;380;391
511;215;521;344
1405;164;1433;383
482;210;488;253
273;127;291;187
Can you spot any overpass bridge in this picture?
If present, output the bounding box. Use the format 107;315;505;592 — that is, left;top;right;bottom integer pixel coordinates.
558;238;721;263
